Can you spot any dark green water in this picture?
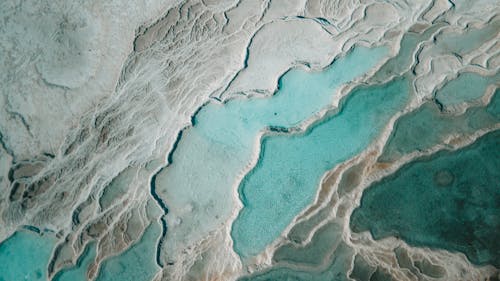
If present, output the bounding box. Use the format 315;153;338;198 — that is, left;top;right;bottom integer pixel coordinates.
351;130;500;266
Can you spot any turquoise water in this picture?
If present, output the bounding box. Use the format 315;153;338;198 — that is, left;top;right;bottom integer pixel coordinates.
99;167;136;210
94;222;161;281
435;72;497;107
380;89;500;162
435;21;499;55
287;205;332;244
231;78;409;257
238;242;354;281
351;130;500;266
273;221;343;267
372;23;443;82
156;46;388;250
53;243;97;281
0;230;56;281
374;25;499;161
486;89;500;116
350;254;376;281
4;223;161;281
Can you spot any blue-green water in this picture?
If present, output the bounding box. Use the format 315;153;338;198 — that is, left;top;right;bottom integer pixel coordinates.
231;78;409;257
0;230;56;281
351;129;500;266
95;222;161;281
53;243;97;281
380;89;500;162
350;254;377;281
273;221;343;266
238;242;354;281
156;46;388;249
372;23;443;82
0;222;160;281
435;72;497;107
435;21;499;55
